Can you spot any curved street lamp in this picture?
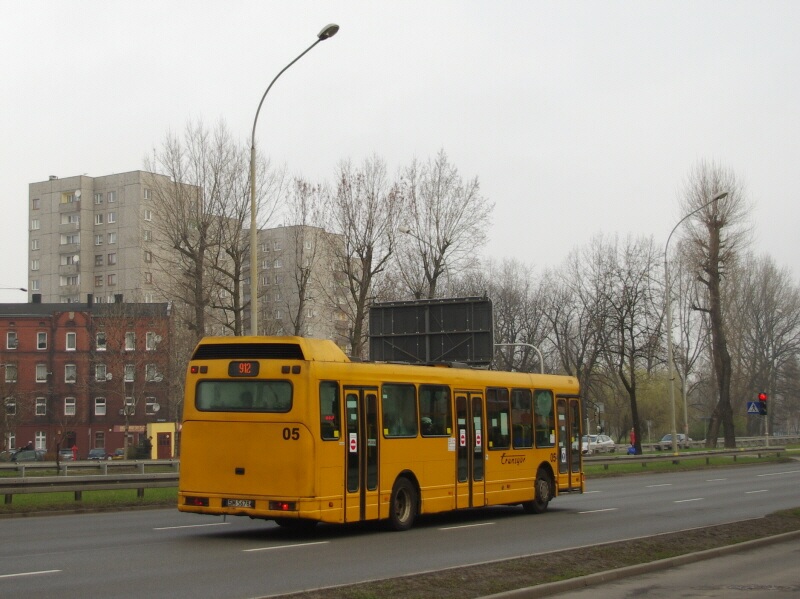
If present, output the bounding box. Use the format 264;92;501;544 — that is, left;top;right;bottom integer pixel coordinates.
249;23;339;336
664;191;728;453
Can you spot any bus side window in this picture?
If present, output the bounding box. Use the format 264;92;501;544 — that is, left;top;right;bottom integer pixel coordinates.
419;384;452;437
486;387;510;449
319;381;340;440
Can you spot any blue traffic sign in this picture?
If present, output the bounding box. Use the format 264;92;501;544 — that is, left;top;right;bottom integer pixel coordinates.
747;401;767;415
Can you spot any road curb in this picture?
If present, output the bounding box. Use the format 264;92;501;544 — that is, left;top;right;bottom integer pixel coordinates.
480;528;800;598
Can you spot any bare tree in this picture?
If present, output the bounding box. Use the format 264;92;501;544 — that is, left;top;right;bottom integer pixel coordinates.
600;235;661;454
680;161;750;448
329;156;403;357
396;150;493;299
144;119;283;339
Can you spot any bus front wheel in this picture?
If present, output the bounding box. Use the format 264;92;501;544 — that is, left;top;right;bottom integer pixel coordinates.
388;478;418;531
523;469;552;514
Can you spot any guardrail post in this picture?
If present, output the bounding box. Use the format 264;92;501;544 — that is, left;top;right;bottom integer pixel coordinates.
74;491;82;501
4;494;11;505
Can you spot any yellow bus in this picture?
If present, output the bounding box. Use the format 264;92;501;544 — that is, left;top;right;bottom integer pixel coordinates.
178;336;584;530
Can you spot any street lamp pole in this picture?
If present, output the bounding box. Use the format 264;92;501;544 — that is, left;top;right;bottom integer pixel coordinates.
249;23;339;336
664;191;728;453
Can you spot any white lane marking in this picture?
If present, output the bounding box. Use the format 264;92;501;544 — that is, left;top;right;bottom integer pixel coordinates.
674;498;704;503
154;522;230;531
440;522;495;531
0;570;61;579
646;484;672;488
244;541;329;553
578;508;618;514
746;489;769;494
757;469;800;477
582;490;602;494
706;478;727;482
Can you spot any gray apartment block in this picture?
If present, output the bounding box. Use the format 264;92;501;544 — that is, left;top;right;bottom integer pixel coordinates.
28;171;168;305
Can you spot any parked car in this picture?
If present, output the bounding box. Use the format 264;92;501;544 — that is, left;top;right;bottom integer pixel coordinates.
581;434;616;455
10;448;46;462
87;448;112;461
112;448;125;460
656;433;692;450
58;448;75;461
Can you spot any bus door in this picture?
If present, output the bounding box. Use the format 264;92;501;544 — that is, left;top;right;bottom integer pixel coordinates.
343;387;380;523
556;397;582;491
455;392;485;509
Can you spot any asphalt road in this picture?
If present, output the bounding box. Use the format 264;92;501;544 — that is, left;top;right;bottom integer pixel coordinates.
1;462;798;598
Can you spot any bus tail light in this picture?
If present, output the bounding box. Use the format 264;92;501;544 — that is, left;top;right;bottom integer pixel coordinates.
184;496;209;507
269;501;296;511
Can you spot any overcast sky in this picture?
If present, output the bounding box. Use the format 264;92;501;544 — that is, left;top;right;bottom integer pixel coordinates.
2;0;799;303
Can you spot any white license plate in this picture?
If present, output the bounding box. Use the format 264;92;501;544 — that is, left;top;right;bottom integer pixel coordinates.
223;498;254;508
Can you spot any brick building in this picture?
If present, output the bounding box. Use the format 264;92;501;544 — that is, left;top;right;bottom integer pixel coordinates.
1;301;174;458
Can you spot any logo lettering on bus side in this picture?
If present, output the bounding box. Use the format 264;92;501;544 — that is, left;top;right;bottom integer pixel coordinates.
500;453;526;465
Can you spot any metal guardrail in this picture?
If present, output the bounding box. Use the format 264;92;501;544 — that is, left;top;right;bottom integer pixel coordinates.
0;458;180;478
585;447;787;470
0;471;179;505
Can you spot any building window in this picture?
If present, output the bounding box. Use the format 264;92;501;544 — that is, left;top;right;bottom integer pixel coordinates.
94;193;103;204
64;397;76;416
96;331;107;350
273;241;282;251
143;230;152;241
273;258;282;268
60;254;79;266
36;397;47;416
146;332;159;350
61;233;80;245
145;397;158;414
94;397;106;416
30;258;40;271
37;332;47;350
94;254;103;266
275;310;282;320
5;397;16;416
95;364;107;381
60;275;79;286
143;209;152;221
107;273;116;286
4;364;17;383
30;219;40;230
125;332;135;351
124;397;135;416
144;272;152;284
144;250;152;263
108;191;116;203
60;213;79;225
31;239;40;251
6;331;18;349
143;188;151;200
66;332;77;350
95;275;103;287
35;431;46;451
144;293;154;303
107;212;116;224
32;198;40;210
145;364;161;382
31;279;40;291
36;364;48;382
95;235;103;246
108;232;117;244
94;432;105;448
95;214;104;225
65;364;77;383
107;252;117;265
124;364;134;382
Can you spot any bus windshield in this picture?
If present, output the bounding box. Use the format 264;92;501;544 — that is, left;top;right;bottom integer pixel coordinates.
196;380;292;412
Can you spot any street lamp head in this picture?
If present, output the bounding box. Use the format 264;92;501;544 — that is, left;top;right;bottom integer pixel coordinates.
398;225;412;235
318;23;340;40
712;191;729;202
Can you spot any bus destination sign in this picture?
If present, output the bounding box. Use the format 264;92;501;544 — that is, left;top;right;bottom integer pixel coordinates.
228;361;260;377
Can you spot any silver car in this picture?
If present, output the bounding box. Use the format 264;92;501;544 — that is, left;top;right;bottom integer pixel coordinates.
657;433;691;450
581;434;616;455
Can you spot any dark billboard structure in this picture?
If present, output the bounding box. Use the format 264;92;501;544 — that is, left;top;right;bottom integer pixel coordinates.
368;297;493;366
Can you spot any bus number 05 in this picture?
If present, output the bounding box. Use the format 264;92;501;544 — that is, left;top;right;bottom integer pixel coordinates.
282;427;300;441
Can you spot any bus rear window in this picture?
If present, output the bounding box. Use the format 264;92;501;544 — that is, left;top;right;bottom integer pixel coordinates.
196;380;292;412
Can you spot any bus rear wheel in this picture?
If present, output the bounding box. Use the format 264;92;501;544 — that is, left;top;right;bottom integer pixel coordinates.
388;478;418;531
523;469;552;514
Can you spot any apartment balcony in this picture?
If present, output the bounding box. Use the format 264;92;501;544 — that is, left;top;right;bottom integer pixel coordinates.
58;264;80;275
58;200;81;213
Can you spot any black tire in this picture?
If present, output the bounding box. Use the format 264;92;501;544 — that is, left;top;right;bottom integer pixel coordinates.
388;477;418;531
522;468;552;514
